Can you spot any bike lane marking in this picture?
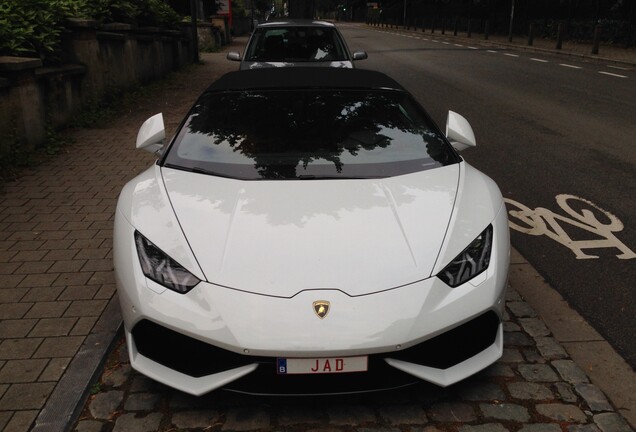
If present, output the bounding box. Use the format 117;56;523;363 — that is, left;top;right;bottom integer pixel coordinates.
505;194;635;260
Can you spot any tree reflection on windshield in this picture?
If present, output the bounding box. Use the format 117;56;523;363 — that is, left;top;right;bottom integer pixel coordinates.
166;90;458;180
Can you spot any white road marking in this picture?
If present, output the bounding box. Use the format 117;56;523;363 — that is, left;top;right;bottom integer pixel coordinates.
560;63;582;69
598;71;628;78
372;29;631;81
505;195;636;260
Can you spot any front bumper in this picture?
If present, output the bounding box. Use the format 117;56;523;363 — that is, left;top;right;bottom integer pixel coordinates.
125;310;502;395
114;205;509;395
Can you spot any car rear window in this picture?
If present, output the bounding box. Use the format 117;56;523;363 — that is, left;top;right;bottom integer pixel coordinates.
244;27;349;62
162;89;460;180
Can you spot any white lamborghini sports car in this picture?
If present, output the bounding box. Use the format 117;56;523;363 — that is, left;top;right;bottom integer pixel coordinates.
114;68;510;396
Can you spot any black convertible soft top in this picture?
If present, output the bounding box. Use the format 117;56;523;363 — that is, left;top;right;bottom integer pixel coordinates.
205;68;406;93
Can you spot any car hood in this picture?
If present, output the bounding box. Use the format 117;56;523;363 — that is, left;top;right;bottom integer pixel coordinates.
162;165;460;297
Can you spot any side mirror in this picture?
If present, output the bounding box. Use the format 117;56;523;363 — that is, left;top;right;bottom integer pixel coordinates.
446;111;476;152
136;113;165;155
352;51;368;60
227;52;242;61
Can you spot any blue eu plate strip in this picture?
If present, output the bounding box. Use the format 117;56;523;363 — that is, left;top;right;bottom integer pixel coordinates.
277;358;287;374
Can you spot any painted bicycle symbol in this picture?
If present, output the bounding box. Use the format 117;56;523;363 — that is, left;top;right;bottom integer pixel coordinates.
504;194;635;260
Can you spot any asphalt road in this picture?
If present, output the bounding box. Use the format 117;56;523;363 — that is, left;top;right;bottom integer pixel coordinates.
338;24;636;369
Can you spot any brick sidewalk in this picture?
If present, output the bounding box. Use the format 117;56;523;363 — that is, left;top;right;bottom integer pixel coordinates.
0;42;243;432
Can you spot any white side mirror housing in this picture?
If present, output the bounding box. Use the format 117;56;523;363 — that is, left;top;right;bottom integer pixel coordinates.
136;113;165;154
227;52;242;61
446;111;476;152
352;51;368;60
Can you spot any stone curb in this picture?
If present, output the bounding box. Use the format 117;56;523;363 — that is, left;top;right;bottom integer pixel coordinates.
510;249;636;429
31;297;122;432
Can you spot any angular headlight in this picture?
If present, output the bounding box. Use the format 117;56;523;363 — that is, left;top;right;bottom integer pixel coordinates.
134;231;200;294
438;225;493;288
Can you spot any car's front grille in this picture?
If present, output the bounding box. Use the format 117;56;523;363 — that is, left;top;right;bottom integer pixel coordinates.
388;310;500;369
132;320;265;378
131;310;500;392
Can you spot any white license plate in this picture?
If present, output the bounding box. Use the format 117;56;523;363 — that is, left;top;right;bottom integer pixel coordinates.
276;356;368;375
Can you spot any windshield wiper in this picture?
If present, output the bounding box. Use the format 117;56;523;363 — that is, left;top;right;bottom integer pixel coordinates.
296;175;379;180
163;163;236;179
162;165;381;181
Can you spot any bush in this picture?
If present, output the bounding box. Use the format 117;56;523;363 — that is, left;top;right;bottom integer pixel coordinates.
85;0;141;25
0;0;88;60
0;0;182;62
232;0;246;18
139;0;182;28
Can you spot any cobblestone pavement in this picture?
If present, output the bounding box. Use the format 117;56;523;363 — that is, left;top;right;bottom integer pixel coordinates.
74;288;633;432
1;25;635;432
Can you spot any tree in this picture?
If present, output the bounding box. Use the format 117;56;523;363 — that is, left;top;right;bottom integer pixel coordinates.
288;0;314;18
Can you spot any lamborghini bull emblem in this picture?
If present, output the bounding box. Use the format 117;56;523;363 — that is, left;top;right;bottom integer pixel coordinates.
312;301;330;319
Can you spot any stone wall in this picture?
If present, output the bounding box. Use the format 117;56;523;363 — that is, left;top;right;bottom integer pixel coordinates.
0;20;194;158
0;58;48;157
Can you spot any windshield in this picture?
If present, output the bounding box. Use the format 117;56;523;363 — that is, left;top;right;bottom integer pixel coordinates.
163;89;460;180
244;26;349;62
